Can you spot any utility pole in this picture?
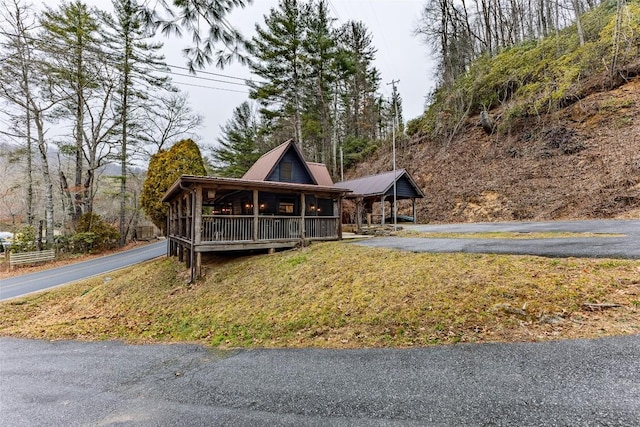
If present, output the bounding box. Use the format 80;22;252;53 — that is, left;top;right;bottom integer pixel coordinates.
387;79;400;231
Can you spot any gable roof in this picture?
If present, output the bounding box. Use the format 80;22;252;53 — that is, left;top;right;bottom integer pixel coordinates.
242;139;319;185
334;169;424;199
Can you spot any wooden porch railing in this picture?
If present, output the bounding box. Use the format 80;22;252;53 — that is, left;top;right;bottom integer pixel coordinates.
202;215;253;242
305;217;340;239
200;215;339;243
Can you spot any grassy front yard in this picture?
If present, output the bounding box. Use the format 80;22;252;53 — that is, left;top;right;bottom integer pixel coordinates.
1;242;638;348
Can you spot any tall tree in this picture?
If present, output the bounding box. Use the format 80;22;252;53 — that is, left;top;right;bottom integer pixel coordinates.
248;0;307;149
0;0;62;244
301;0;337;164
335;20;381;142
210;101;262;177
105;0;171;245
40;0;102;224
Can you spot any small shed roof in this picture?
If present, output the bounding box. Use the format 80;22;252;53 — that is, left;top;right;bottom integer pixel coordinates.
334;169;424;199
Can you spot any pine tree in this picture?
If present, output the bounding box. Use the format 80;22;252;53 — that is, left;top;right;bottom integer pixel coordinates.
248;0;307;150
40;1;102;224
300;0;337;164
143;0;251;70
210;101;262;178
105;0;171;245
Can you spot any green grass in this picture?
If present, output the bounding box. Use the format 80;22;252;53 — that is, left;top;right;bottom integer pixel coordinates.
1;242;638;348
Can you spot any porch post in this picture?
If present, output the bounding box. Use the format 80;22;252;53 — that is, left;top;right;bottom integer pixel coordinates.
412;198;417;224
253;190;259;241
189;188;196;283
336;198;342;239
381;195;385;225
300;193;306;239
355;197;363;234
166;204;171;257
194;185;203;277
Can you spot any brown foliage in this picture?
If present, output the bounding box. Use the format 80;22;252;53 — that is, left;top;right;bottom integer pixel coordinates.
349;78;640;223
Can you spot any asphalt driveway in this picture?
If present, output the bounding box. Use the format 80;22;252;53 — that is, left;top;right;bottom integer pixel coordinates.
354;219;640;259
1;335;639;426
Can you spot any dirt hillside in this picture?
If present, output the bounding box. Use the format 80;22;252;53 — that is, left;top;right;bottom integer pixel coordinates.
350;77;640;223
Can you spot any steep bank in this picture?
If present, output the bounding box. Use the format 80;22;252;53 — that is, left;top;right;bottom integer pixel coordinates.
350;77;640;223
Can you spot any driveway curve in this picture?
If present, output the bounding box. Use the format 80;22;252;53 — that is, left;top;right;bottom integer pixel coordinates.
354;219;640;259
0;241;166;301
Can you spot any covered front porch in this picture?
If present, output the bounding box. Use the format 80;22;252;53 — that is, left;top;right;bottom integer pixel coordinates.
163;175;348;281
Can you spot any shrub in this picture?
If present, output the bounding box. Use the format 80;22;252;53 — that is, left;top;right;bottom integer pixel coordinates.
72;213;120;253
10;225;38;253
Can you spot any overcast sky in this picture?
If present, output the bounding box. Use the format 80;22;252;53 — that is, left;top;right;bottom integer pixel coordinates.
41;0;437;148
184;0;434;143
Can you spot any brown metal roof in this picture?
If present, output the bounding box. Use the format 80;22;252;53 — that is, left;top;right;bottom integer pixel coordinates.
306;162;334;186
163;175;349;203
241;140;292;181
334;169;424;199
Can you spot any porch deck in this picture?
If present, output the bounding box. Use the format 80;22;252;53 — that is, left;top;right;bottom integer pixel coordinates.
169;215;340;252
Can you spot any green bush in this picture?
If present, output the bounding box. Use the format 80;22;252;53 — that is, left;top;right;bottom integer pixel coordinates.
72;213;120;253
10;225;38;253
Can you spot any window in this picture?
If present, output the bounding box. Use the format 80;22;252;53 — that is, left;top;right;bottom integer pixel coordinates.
280;161;292;181
279;201;295;214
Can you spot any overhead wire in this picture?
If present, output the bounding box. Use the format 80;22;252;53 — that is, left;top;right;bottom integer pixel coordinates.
0;29;253;93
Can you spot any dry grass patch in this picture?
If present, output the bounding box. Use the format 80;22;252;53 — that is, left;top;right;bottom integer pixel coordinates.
398;231;625;239
1;242;639;348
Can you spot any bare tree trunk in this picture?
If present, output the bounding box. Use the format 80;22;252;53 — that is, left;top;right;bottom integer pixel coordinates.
572;0;585;46
25;96;33;226
33;111;54;245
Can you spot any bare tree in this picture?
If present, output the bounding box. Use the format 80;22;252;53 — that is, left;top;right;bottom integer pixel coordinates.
137;92;203;156
0;0;66;244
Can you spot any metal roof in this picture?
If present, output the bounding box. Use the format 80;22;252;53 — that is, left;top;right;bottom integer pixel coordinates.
242;139;334;186
334;169;424;199
306;162;334;186
163;175;348;202
242;140;293;181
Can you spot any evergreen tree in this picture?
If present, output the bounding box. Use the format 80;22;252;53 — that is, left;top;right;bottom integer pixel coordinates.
40;0;102;224
248;0;307;150
104;0;171;244
335;20;380;141
300;0;337;164
143;0;251;70
140;138;206;233
210;101;262;178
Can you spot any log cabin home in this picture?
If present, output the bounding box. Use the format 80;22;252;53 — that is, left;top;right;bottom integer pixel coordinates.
162;140;349;281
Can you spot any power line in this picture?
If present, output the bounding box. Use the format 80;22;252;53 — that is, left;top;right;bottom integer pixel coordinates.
0;30;255;90
172;81;249;94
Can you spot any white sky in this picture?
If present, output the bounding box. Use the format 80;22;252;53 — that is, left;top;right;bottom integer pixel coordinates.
41;0;437;148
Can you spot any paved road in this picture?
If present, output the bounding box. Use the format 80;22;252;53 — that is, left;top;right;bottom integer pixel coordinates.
1;335;639;426
0;241;166;301
355;219;640;259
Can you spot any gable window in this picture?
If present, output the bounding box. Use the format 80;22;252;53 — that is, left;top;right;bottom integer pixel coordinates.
280;161;292;181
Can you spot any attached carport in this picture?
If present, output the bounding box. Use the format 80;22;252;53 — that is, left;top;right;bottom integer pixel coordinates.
334;169;424;231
